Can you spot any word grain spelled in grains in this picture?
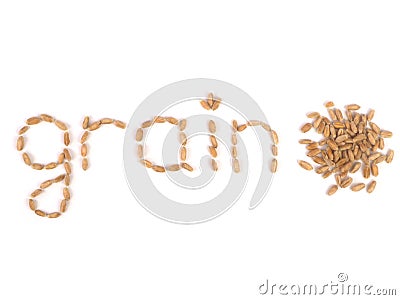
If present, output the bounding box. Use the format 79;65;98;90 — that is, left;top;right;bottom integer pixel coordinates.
298;102;393;195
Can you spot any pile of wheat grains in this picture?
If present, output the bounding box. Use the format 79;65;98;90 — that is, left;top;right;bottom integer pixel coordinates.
298;102;394;195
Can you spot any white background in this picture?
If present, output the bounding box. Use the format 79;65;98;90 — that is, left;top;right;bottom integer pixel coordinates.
1;1;400;299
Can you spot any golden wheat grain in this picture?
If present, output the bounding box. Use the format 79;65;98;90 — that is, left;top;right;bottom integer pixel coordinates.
232;120;238;132
40;114;54;122
341;177;353;188
367;180;376;193
180;147;187;161
63;187;71;200
48;212;61;218
247;120;261;126
45;162;57;170
207;93;214;107
179;119;187;131
63;132;70;146
211;159;218;171
136;128;144;142
114;120;126;129
325;101;335;108
313;116;323;129
298;160;313;171
100;118;114;124
369;122;380;134
65;174;70;186
209;146;217;158
232;134;238;145
386;149;394;163
335;174;341;186
81;144;88;157
371;163;379;177
18;126;29;135
200;100;211;110
142;159;152;168
64;162;72;174
232;146;237;158
237;124;247;132
209;120;216;133
374;155;386;164
299;139;313;144
272;145;278;156
328;109;337;121
271;130;279;145
167;164;180;171
301;123;312;133
154;116;165;123
179;132;187;145
32;163;44;170
88;121;101;131
347;104;361;111
29;199;37;211
53;174;66;183
181;163;194;172
380;130;392;138
367;132;376;145
312;156;326;165
210;135;218;148
137;145;143;158
306;142;319;150
307;149;321;157
22;152;31;165
351;183;365;192
327;185;338;195
307;112;320;119
16;136;24;151
82;116;90;129
271;159;278;173
82;158;88;170
212;98;221;110
261;122;271;132
54;120;68;131
26;117;41;125
80;131;89;144
166;117;179;125
233;158;240;173
60;199;68;213
63;149;72;161
35;210;47;217
31;189;43;198
363;165;370;179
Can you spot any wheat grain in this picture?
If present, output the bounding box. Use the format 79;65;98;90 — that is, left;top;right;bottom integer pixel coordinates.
29;199;37;211
181;163;193;172
17;136;24;151
327;185;338;195
209;120;216;133
298;160;313;171
35;210;47;217
82;116;90;129
114;120;126;129
22;152;31;165
271;159;278;173
55;120;68;131
48;212;61;218
351;183;365;192
26;117;41;125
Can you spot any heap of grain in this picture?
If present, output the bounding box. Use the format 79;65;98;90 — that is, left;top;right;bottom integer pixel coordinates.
298;102;394;195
